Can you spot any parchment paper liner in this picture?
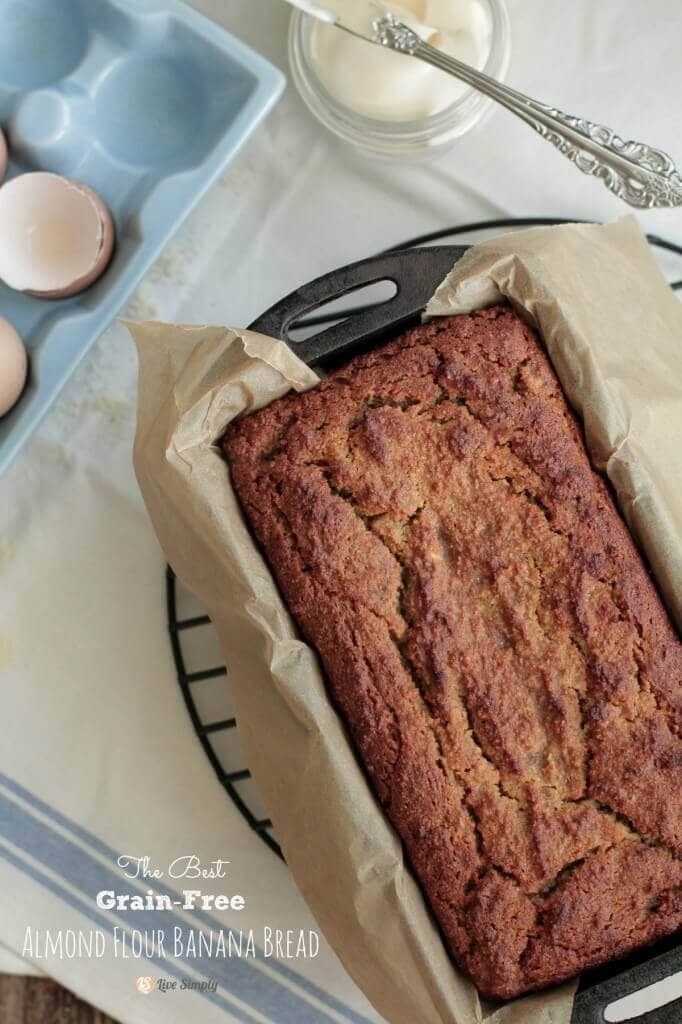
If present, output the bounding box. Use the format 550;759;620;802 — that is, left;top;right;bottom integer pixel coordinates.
131;217;682;1024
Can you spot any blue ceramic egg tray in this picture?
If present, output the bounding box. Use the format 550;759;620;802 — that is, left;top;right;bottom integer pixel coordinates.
0;0;285;473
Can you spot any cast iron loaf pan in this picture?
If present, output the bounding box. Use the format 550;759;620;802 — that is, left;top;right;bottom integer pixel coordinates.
249;245;682;1024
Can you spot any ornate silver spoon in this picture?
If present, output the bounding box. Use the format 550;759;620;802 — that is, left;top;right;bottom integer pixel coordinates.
285;0;682;209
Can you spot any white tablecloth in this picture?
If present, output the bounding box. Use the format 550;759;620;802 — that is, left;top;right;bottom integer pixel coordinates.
1;1;681;1022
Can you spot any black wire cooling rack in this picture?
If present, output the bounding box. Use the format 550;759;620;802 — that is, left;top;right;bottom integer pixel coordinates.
166;216;682;863
166;565;282;859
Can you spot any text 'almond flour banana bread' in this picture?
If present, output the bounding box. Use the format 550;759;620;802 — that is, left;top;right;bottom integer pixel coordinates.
223;307;682;1001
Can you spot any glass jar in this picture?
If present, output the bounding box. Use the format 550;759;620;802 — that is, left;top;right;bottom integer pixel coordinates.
288;0;511;159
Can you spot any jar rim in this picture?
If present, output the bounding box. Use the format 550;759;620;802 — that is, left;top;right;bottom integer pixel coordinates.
288;0;511;152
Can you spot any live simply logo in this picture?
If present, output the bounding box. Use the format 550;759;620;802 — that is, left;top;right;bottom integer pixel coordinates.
136;976;218;995
135;976;156;994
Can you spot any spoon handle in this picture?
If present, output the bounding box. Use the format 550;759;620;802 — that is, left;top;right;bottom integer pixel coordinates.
374;14;682;210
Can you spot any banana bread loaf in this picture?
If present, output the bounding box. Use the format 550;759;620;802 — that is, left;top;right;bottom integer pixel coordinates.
223;307;682;1000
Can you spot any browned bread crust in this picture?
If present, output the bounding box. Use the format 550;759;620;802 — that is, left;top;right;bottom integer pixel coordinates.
223;308;682;1000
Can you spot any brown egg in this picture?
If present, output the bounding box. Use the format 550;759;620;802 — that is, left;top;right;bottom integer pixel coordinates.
0;318;28;417
0;172;115;299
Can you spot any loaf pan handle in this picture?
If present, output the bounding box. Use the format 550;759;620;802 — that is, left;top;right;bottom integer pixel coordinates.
248;245;468;367
572;939;682;1024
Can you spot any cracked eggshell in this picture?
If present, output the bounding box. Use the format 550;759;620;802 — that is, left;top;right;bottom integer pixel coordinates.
0;172;115;299
0;318;28;417
0;129;7;182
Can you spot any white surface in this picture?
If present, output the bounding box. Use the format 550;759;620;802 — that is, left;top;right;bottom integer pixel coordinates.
0;1;681;1021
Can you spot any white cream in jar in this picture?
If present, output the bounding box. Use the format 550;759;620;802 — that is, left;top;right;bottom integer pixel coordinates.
309;0;493;122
